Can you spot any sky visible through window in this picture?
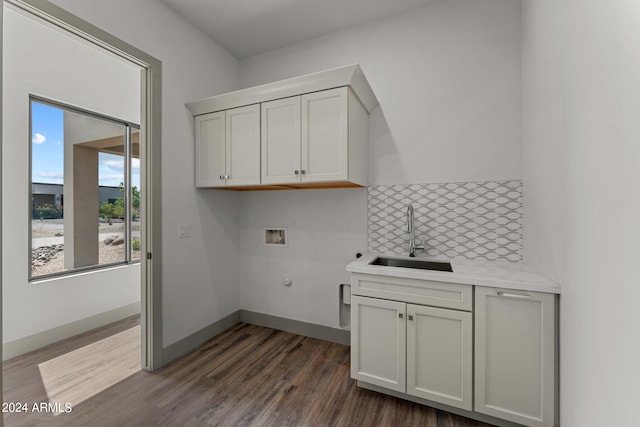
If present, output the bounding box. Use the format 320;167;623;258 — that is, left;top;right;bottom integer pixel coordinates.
31;101;140;187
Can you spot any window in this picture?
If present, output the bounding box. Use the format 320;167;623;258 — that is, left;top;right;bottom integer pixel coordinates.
30;97;141;280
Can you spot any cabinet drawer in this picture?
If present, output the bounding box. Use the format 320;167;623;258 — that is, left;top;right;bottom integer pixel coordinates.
351;273;472;311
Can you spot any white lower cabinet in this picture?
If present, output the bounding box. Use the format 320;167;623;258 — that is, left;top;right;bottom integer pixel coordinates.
350;295;406;392
407;304;472;410
351;278;558;427
475;287;556;427
351;295;472;411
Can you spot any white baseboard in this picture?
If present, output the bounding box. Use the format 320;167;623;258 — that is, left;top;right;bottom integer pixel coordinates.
3;302;140;360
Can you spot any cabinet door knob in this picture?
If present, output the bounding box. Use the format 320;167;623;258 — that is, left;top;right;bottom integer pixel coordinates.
300;169;306;175
408;315;414;321
219;175;224;180
398;313;403;319
225;174;230;179
294;170;299;175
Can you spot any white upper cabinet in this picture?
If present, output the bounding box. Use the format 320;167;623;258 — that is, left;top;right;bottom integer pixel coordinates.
195;105;260;188
301;87;348;183
261;96;301;184
225;104;261;187
189;64;377;190
261;87;366;186
195;111;226;187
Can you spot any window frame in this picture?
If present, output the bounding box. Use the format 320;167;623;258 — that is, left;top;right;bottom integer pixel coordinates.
28;95;141;282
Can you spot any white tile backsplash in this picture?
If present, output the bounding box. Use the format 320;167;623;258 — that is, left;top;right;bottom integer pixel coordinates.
368;181;522;262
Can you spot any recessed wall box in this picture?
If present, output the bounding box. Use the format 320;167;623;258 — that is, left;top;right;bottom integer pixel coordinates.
264;227;287;247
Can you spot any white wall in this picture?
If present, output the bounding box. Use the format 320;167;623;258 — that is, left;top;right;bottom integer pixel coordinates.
2;6;140;343
238;0;522;328
47;0;242;347
241;0;522;185
238;189;366;327
522;0;640;425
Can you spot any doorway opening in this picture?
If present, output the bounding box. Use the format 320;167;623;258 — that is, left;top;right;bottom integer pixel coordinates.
2;0;163;389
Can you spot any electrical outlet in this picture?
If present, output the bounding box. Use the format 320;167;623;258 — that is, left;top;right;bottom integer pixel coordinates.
178;223;191;238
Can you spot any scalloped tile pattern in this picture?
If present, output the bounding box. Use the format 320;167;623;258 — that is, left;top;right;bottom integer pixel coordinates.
368;181;522;262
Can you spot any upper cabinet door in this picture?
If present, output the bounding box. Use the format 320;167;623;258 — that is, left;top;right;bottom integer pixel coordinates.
261;96;301;185
225;104;261;187
301;87;349;183
195;111;226;187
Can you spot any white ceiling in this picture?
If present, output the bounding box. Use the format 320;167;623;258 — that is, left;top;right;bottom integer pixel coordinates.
160;0;440;59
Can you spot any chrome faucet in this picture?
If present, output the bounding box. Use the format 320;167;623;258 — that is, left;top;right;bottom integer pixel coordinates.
406;204;424;257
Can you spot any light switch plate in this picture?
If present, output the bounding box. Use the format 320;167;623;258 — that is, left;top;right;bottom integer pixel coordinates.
178;223;191;238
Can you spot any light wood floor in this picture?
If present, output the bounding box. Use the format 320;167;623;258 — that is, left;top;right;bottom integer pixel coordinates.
3;317;495;427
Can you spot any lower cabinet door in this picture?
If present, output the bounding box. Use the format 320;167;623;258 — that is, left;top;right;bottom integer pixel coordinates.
474;287;555;427
406;304;472;410
351;295;406;392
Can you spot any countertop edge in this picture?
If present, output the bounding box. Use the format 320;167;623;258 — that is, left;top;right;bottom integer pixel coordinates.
347;254;561;294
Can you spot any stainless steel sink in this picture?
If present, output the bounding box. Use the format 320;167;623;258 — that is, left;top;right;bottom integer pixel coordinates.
369;257;453;272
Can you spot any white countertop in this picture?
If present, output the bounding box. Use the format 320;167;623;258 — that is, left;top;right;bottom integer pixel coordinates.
347;253;561;294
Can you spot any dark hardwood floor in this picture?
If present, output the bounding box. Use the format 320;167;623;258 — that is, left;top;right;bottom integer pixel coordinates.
3;319;495;427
